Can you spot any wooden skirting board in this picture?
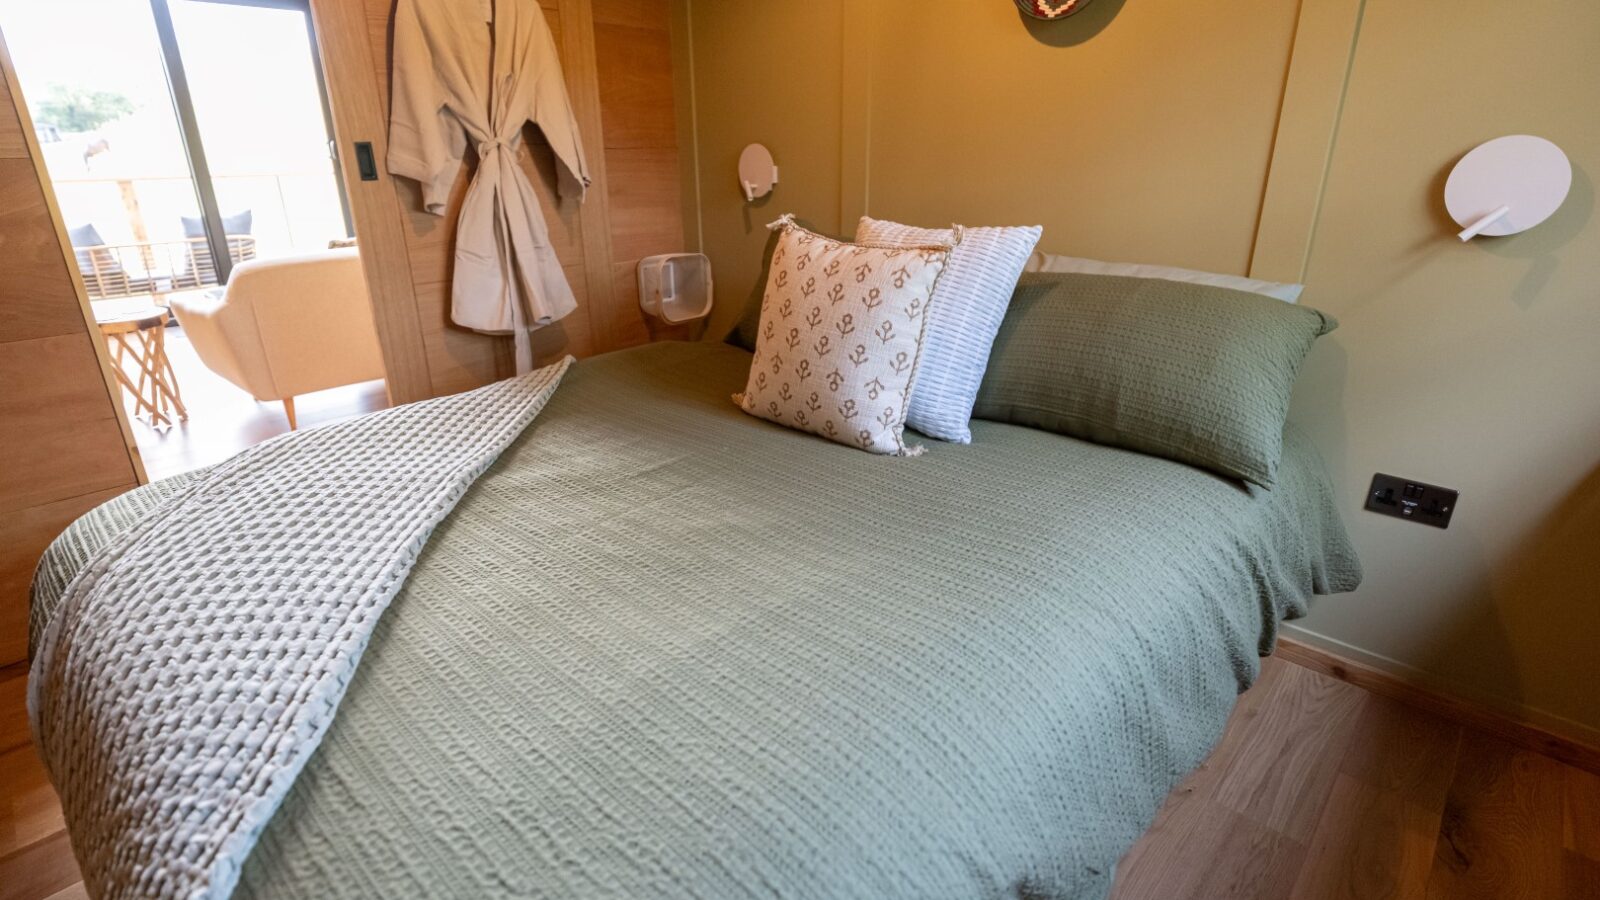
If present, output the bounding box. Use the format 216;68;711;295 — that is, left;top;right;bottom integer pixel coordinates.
1276;636;1600;776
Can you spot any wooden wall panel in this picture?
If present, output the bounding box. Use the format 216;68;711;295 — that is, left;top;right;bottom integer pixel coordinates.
607;147;685;263
592;0;670;30
0;333;131;432
592;2;690;346
0;66;24;159
316;0;686;400
594;21;678;149
0;37;142;667
0;488;129;665
0;160;95;342
0;412;135;517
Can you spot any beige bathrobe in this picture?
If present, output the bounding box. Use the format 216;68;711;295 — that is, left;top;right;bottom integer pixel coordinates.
389;0;590;372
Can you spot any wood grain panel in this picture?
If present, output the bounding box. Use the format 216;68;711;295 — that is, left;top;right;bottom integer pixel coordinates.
1336;694;1463;807
310;0;433;404
413;279;503;396
1212;661;1369;841
602;259;650;351
0;160;86;343
607;147;684;264
1291;773;1442;899
1567;765;1600;861
1425;738;1567;898
1287;699;1462;899
0;333;126;425
592;0;669;30
0;333;136;660
0;829;79;900
0;486;138;666
530;263;597;364
0;413;136;517
0;670;23;756
0;740;64;861
0;70;24;159
1277;636;1600;776
1565;854;1600;899
594;22;677;149
558;0;620;356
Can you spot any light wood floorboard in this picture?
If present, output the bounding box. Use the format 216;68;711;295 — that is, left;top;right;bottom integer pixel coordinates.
107;320;389;482
1111;656;1598;899
2;657;1596;899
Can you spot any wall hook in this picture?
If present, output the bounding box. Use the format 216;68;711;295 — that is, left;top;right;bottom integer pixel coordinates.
738;143;777;202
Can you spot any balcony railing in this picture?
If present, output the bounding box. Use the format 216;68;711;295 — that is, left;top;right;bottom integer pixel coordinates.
76;235;258;300
57;168;347;301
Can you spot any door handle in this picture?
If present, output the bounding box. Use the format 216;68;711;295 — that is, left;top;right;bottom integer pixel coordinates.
354;142;379;181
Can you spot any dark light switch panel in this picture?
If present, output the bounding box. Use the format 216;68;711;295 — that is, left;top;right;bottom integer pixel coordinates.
1365;473;1459;529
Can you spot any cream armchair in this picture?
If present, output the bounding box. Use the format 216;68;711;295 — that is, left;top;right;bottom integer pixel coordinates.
169;249;385;429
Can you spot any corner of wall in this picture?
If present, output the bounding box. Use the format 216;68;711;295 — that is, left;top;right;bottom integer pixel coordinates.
669;0;702;254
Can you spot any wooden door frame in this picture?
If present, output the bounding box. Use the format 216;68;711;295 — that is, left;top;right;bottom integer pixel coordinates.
306;0;433;405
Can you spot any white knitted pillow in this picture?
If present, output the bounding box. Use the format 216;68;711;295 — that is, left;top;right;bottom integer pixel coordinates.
735;216;949;455
856;216;1041;443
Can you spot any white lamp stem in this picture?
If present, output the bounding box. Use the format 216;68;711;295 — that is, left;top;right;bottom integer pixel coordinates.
1457;204;1512;241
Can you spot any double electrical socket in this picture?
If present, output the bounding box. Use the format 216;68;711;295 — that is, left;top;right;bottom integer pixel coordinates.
1365;473;1458;529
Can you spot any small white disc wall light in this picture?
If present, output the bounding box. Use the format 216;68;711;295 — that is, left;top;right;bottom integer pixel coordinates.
1445;135;1571;242
738;143;778;202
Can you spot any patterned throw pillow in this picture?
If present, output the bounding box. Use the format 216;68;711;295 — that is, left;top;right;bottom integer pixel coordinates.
856;216;1042;443
734;216;950;455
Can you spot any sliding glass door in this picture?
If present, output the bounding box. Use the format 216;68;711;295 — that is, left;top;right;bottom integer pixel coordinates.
159;0;352;279
0;0;210;302
0;0;351;302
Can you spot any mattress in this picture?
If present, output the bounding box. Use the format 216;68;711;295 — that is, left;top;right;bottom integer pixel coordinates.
33;340;1360;899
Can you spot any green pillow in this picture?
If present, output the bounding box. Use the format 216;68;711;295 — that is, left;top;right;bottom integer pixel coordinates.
726;226;786;352
972;272;1336;487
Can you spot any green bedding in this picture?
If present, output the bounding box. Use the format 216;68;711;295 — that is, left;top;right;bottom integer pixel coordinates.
33;340;1360;899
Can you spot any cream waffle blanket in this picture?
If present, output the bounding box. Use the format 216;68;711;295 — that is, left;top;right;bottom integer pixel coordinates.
28;357;572;900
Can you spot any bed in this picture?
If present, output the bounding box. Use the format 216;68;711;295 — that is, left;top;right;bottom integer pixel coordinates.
32;340;1360;900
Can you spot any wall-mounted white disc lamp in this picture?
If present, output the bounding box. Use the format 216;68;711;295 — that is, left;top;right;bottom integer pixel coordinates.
739;143;778;202
1445;135;1571;242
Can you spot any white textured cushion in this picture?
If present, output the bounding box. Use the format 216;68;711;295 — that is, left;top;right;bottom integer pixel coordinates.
735;216;949;455
856;216;1042;443
1024;251;1303;303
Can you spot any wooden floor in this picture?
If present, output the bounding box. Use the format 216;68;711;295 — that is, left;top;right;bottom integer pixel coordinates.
1111;657;1600;900
2;656;1596;899
115;321;388;481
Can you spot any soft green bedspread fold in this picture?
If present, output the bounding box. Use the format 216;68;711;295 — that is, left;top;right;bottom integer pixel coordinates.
34;341;1360;900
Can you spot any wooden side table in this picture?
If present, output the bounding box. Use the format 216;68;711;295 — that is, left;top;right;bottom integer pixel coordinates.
95;305;188;428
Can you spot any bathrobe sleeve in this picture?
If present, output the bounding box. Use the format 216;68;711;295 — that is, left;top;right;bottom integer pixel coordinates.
388;0;466;215
527;14;590;200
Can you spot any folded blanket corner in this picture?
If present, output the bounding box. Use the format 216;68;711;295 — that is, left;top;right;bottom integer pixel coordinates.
28;356;573;900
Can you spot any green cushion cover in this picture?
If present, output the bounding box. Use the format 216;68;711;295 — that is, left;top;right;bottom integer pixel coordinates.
727;282;763;352
973;272;1337;487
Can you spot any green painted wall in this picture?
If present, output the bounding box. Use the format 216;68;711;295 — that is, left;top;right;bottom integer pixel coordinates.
1287;0;1600;736
674;0;1600;738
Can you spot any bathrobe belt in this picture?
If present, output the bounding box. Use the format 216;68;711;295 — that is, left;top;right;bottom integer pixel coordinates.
454;133;578;373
